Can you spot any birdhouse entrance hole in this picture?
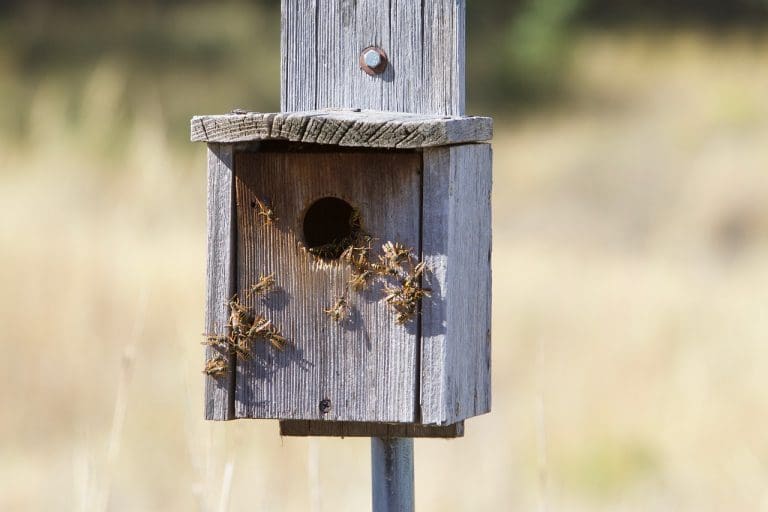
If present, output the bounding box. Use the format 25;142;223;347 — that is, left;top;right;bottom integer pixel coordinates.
303;196;360;260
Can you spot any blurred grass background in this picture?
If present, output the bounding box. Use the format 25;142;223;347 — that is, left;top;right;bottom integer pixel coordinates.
2;0;768;510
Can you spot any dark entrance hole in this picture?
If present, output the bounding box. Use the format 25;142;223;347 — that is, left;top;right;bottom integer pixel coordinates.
303;197;359;260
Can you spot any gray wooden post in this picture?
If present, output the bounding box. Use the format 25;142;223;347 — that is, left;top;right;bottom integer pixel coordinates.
279;1;469;509
371;438;414;512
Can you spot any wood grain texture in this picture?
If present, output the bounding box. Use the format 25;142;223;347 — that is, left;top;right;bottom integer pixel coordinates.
234;149;422;422
420;144;492;425
279;420;464;438
190;110;492;148
281;0;465;116
204;144;237;420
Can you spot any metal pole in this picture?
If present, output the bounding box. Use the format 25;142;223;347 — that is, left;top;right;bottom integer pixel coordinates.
371;437;414;512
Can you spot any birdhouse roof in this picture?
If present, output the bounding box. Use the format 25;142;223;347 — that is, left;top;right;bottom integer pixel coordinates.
190;109;492;149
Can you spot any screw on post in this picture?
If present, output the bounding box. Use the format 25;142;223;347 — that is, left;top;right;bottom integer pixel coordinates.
363;49;382;68
360;46;388;75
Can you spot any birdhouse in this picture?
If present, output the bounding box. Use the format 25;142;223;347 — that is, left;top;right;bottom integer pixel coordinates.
191;0;492;439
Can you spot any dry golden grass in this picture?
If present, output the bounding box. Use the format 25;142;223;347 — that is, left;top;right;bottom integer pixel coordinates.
3;30;768;510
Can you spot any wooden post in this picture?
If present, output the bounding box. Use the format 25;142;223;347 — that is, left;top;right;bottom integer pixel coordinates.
281;0;469;507
285;0;471;506
281;0;466;116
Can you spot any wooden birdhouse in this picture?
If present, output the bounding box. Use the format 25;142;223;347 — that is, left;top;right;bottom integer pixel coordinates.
191;0;492;439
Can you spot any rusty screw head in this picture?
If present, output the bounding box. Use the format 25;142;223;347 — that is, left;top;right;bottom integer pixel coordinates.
360;47;388;76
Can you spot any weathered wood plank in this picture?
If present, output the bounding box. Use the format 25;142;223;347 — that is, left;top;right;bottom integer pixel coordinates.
190;110;492;148
423;0;466;116
389;0;422;113
281;0;466;116
420;144;493;425
204;144;237;420
234;149;422;422
279;420;464;438
280;0;316;112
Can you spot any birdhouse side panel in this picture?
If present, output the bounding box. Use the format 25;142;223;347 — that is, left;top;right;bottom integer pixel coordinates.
204;143;237;420
233;149;423;423
421;144;492;425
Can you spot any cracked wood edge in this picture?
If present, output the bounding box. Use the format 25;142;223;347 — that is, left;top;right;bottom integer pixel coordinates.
190;110;492;148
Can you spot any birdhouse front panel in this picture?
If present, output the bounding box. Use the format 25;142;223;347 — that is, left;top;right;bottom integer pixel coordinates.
233;147;423;423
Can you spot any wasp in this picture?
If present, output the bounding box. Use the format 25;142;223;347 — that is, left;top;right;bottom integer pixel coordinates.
403;261;427;286
382;241;413;266
227;295;252;330
383;260;431;324
201;333;230;349
246;273;276;298
341;240;375;291
373;242;412;276
250;319;283;353
324;296;349;322
203;356;229;378
348;269;373;291
252;197;277;224
262;323;288;351
341;241;372;270
230;335;252;360
384;285;426;324
246;315;272;338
